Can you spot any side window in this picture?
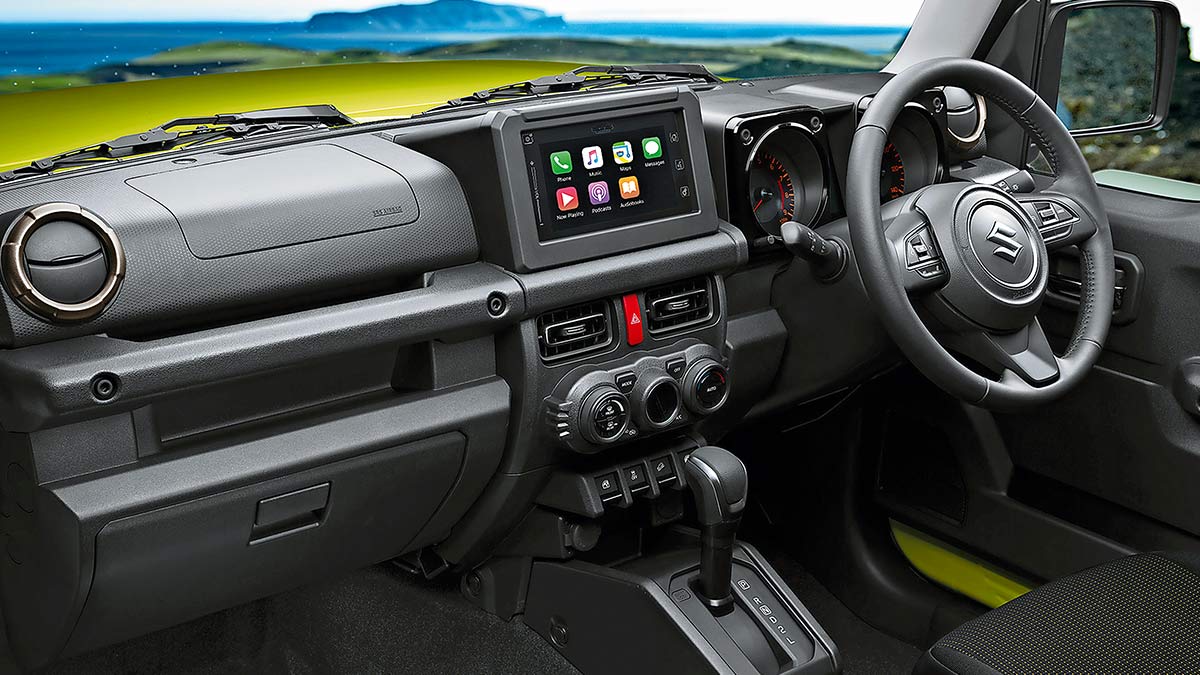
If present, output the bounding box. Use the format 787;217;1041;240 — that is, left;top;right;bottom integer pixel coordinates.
1055;4;1199;198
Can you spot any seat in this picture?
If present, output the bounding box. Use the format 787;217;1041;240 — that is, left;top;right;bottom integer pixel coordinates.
915;552;1200;674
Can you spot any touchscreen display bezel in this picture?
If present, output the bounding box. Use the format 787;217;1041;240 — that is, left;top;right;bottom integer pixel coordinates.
492;88;719;272
522;110;699;242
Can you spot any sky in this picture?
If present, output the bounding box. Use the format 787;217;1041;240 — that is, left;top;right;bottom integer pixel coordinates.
0;0;926;25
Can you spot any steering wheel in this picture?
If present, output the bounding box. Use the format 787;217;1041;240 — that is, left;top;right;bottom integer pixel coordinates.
847;58;1113;409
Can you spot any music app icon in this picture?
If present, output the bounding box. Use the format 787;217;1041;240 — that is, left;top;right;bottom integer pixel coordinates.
582;145;604;169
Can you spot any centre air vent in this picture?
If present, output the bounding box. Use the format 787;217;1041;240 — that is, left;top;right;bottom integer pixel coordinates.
2;203;126;323
537;300;613;362
645;277;714;335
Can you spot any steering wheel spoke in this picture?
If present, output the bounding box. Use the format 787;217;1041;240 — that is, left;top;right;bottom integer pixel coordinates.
1013;191;1099;252
884;208;949;294
947;319;1061;387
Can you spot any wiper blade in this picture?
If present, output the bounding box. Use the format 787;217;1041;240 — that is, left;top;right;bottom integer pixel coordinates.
0;104;354;183
426;64;723;113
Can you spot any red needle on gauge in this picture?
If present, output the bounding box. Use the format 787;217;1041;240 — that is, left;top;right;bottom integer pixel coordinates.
753;197;764;212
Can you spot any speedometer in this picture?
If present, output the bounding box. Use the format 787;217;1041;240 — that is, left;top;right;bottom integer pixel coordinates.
880;141;906;203
749;151;797;229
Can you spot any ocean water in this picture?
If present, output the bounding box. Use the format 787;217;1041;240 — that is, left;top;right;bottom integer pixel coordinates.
0;22;908;75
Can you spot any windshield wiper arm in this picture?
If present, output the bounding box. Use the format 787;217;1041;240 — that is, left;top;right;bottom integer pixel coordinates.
0;104;354;183
426;64;723;113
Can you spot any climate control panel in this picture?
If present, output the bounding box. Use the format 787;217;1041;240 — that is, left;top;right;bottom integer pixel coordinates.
545;342;729;454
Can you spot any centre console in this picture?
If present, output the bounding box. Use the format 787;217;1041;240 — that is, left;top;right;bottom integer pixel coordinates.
397;87;834;674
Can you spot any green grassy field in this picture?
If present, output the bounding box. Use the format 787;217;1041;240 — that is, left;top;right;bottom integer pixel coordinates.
0;35;891;174
0;60;577;172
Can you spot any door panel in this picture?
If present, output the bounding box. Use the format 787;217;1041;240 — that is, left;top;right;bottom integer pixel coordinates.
996;185;1200;542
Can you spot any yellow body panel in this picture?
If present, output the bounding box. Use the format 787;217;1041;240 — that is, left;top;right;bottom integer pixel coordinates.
891;520;1033;608
0;60;579;172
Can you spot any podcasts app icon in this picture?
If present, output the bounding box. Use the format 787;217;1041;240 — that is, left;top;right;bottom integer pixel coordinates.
588;181;610;206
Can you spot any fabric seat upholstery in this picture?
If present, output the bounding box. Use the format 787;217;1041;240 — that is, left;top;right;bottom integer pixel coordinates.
915;552;1200;674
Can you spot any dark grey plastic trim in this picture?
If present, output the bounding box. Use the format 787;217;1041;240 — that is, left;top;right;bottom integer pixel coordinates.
0;263;523;432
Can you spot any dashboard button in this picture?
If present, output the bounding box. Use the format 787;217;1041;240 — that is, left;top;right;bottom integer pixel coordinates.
652;455;676;483
622;294;644;346
615;371;637;393
624;464;650;492
666;358;687;380
595;472;621;500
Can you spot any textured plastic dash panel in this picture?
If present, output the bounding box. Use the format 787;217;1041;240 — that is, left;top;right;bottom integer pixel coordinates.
128;144;420;259
0;133;478;347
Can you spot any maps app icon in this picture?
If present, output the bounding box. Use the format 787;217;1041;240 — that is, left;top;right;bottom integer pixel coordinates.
612;141;634;164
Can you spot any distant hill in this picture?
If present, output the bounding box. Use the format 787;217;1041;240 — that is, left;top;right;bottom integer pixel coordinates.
306;0;566;33
409;37;888;77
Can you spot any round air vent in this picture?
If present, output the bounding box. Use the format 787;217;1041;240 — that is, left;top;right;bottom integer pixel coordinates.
943;86;988;150
2;203;125;323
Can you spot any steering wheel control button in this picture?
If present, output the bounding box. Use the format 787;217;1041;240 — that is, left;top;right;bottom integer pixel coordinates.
622;293;644;346
595;473;622;501
684;360;730;415
615;371;637;394
666;357;687;380
905;228;939;268
917;263;946;279
1023;199;1080;244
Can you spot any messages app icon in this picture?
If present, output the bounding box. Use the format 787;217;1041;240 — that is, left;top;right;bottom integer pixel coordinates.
612;141;634;164
550;151;573;175
642;137;663;159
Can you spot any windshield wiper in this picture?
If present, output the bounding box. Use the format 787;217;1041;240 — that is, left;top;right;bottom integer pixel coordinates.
0;104;354;183
424;64;723;113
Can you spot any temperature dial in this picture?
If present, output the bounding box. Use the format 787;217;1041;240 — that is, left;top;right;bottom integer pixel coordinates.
683;360;729;415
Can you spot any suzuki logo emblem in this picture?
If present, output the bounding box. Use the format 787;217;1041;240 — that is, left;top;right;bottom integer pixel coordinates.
986;221;1024;264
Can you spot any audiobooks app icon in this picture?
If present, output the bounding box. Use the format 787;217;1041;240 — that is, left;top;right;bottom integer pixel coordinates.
618;176;640;199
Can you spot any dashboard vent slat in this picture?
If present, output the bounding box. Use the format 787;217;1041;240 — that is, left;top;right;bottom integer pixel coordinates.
537;301;614;362
645;277;714;335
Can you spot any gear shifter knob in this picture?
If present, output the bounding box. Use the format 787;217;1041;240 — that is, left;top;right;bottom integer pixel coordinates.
684;446;748;613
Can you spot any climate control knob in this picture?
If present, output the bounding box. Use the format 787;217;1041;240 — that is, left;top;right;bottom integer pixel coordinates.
683;359;729;415
579;386;631;445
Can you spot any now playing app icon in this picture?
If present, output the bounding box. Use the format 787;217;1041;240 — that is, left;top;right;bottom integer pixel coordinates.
588;181;610;205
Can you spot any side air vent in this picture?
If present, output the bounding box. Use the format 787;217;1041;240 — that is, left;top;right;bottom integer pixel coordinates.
645;277;714;335
1;203;125;323
537;301;614;362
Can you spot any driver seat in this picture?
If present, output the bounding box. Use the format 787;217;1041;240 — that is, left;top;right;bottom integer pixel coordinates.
914;552;1200;674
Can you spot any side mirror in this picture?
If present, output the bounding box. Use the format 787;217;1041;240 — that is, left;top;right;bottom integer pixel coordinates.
1039;0;1181;138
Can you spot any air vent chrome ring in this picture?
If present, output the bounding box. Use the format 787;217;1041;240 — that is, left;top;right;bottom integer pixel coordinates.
2;203;126;323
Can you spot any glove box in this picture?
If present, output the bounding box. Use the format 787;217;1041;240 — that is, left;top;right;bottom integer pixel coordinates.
0;379;509;668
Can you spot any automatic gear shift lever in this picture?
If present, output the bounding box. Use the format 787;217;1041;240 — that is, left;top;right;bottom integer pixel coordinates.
684;446;749;614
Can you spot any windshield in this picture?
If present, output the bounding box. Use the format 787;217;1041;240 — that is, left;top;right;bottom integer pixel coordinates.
0;0;921;170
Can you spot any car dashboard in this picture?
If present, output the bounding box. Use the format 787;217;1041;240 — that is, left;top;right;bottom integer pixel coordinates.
0;72;962;668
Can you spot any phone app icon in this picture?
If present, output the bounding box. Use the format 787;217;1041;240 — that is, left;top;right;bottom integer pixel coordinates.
582;145;604;169
641;137;663;159
612;141;634;164
556;187;579;211
588;181;610;205
550;151;573;175
618;176;640;200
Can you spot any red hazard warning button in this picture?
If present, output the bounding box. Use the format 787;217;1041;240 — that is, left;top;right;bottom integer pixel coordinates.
622;293;644;346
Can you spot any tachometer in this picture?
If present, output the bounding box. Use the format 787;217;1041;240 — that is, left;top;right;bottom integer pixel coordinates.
742;122;827;237
880;141;906;203
749;151;797;229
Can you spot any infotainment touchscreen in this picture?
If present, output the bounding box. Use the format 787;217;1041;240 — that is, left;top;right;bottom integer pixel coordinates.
522;109;699;242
